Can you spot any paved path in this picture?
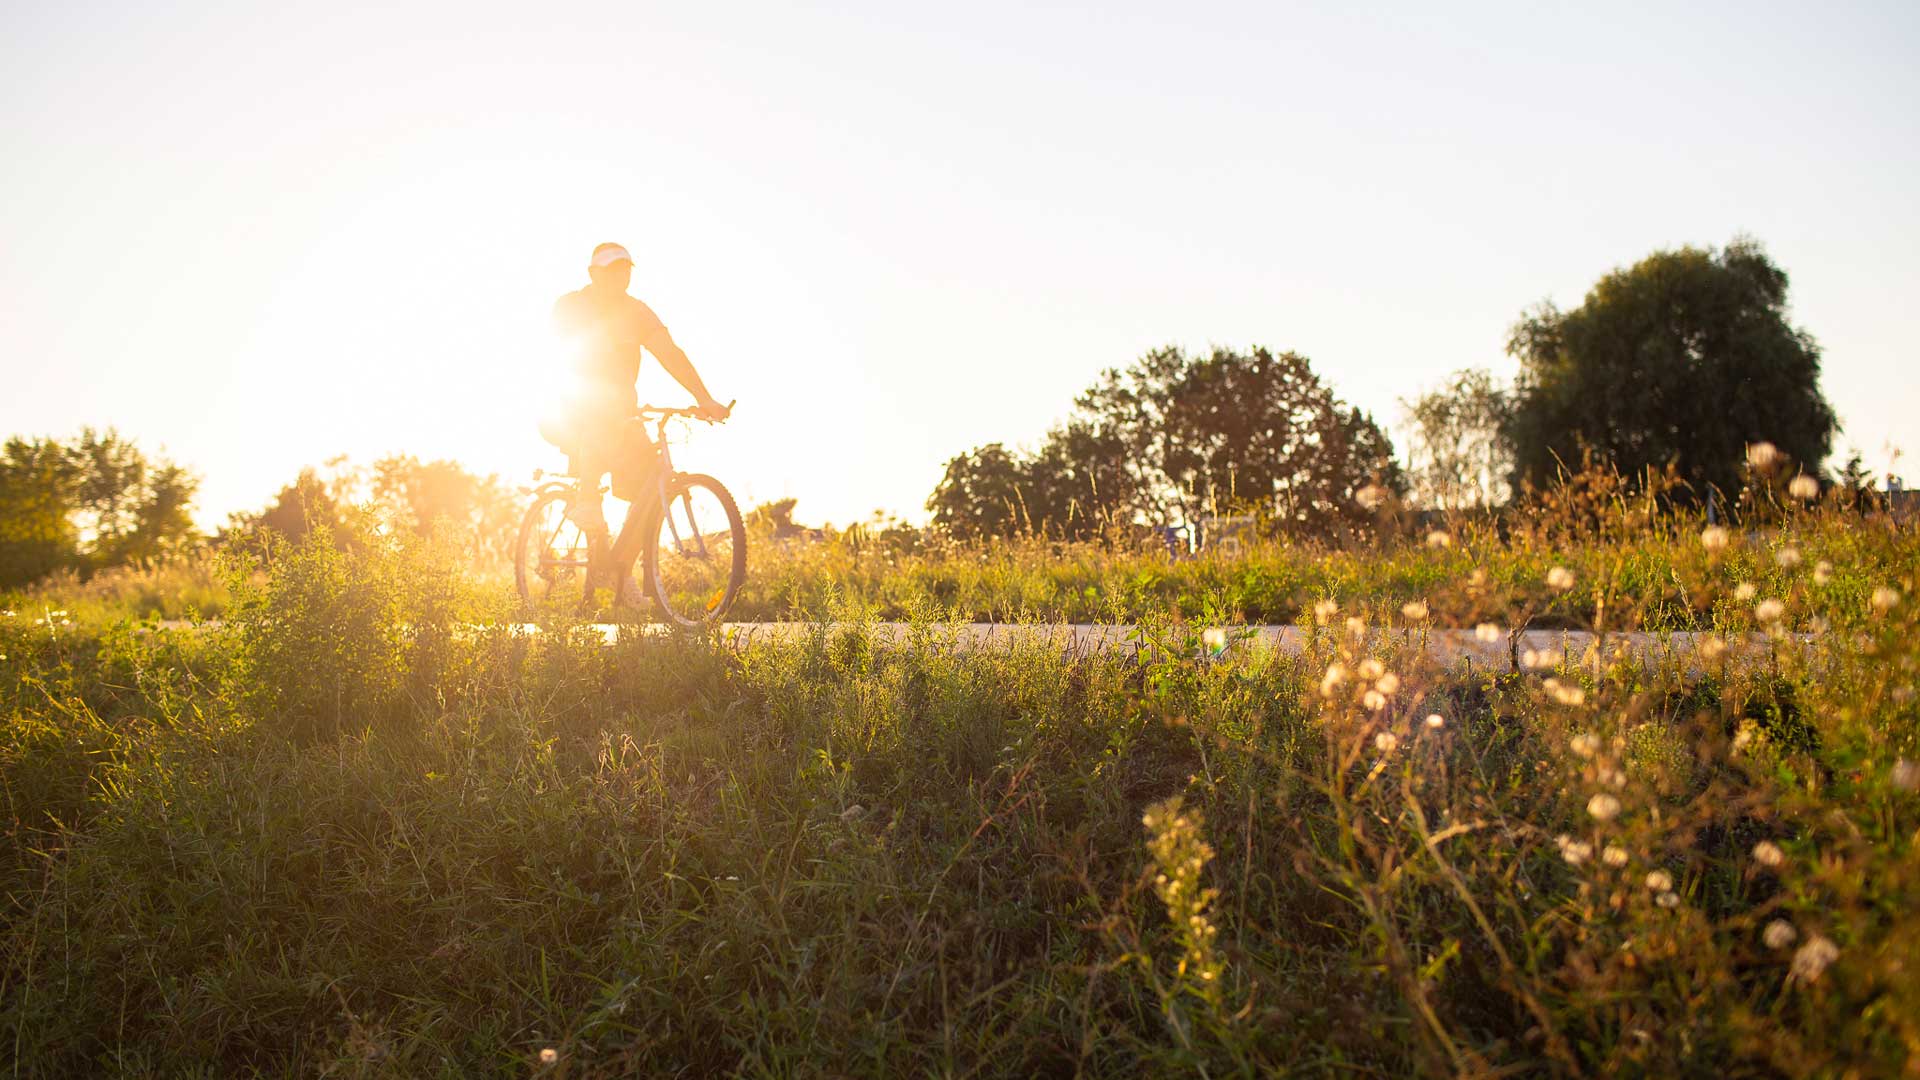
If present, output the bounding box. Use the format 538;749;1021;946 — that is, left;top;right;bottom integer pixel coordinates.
516;622;1797;672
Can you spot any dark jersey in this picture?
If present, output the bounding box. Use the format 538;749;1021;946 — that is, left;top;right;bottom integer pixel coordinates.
551;286;678;410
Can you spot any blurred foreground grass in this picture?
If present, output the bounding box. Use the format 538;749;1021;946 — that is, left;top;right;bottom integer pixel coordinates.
1;509;1916;1076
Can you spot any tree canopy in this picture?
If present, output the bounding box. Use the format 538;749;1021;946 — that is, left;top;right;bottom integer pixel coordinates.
928;346;1400;541
0;429;200;588
1505;238;1836;497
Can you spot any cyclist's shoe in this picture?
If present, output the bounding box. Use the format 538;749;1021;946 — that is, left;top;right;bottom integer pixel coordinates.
614;573;649;611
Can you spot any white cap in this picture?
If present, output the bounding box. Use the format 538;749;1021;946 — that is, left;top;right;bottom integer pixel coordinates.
590;242;632;268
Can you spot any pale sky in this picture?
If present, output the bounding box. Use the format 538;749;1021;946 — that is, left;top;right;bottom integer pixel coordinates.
4;0;1916;528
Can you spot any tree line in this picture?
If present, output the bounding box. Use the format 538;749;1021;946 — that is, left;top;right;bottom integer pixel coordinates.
0;438;523;590
930;237;1849;540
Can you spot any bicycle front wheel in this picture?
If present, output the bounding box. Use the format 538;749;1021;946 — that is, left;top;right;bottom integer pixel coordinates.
643;473;746;628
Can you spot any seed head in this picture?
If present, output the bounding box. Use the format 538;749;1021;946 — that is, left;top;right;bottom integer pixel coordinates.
1570;732;1600;758
1320;663;1348;697
1363;689;1388;712
1425;530;1452;549
1655;890;1681;909
1358;658;1385;680
1355;484;1388;510
1746;441;1780;469
1587;793;1621;821
1751;841;1785;868
1762;919;1798;950
1547;566;1575;591
1774;545;1802;568
1871;586;1901;613
1790;936;1839;983
1755;599;1785;623
1375;672;1401;695
1373;731;1399;754
1400;600;1429;621
1545;678;1586;706
1700;525;1730;552
1201;627;1227;651
1424;713;1445;730
1475;622;1503;643
1698;634;1728;661
1313;599;1339;623
540;1048;559;1065
1644;869;1673;892
1602;844;1629;867
1556;835;1592;865
1734;582;1757;602
1812;560;1833;585
1788;473;1819;500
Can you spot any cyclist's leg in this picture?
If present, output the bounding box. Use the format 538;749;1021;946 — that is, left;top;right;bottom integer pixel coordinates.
607;421;663;578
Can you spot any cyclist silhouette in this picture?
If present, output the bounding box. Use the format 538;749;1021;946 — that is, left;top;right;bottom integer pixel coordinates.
545;242;729;606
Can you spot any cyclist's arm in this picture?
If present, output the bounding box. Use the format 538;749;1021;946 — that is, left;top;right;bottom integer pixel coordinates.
635;304;726;416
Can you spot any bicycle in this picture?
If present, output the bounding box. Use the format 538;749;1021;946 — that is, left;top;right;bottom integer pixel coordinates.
514;404;746;627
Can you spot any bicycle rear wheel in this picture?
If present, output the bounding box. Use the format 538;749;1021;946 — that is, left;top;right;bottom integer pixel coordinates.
643;473;746;628
514;488;594;613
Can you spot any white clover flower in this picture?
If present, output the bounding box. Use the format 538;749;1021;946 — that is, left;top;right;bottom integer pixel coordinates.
1363;689;1389;712
1556;836;1593;865
1375;672;1401;696
1320;663;1349;697
1733;582;1757;602
1700;525;1730;552
1656;890;1681;909
1762;919;1798;950
1871;586;1901;613
1812;561;1833;586
1602;844;1630;867
1522;647;1564;671
1790;936;1839;983
1755;599;1785;623
1358;658;1385;680
1698;634;1728;661
1644;869;1673;892
1313;599;1340;622
1547;566;1575;591
1545;678;1586;706
1570;733;1600;759
1401;600;1429;621
1475;622;1503;643
1788;474;1819;500
1587;793;1621;821
1774;546;1802;568
1751;841;1785;868
1424;713;1445;730
1426;530;1453;549
1374;731;1399;754
1746;441;1780;469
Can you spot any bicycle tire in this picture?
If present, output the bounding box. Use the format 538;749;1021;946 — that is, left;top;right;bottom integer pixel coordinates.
642;473;747;628
514;486;592;612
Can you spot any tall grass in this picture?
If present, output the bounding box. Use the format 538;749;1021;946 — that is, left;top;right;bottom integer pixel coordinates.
1;507;1914;1075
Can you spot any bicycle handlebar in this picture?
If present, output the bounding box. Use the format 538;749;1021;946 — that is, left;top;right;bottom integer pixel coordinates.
636;399;736;423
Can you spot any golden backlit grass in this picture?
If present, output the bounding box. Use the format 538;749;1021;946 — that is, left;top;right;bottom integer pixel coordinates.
1;504;1915;1076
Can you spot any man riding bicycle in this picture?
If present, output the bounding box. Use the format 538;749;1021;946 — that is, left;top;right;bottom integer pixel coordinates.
545;241;730;607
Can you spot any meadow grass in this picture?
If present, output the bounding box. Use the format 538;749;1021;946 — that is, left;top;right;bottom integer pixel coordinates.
1;508;1916;1076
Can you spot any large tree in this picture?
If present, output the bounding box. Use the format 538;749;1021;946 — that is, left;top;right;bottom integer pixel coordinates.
929;346;1401;540
1505;238;1836;498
